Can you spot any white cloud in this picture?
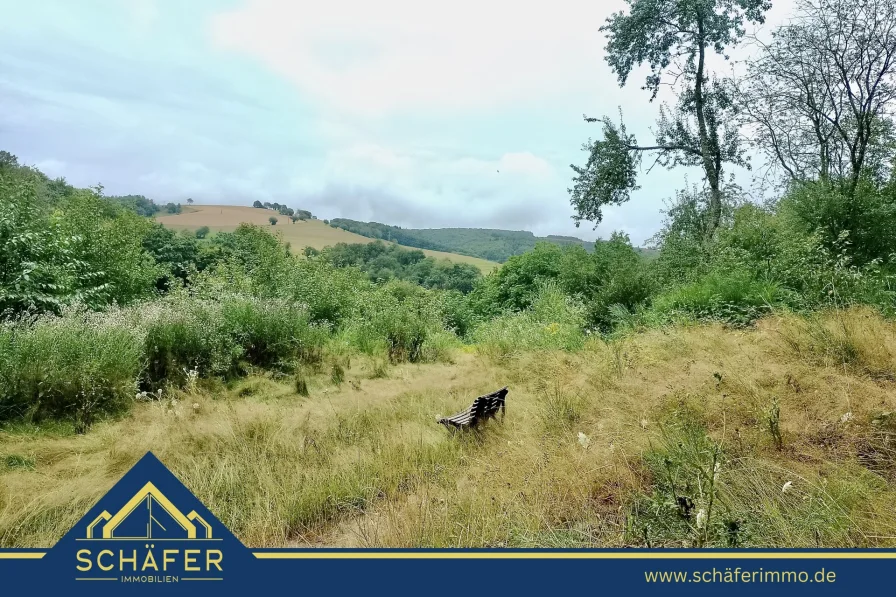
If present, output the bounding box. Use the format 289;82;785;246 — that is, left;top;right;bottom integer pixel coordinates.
209;0;611;118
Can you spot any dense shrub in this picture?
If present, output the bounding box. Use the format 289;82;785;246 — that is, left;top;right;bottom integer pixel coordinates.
318;241;482;293
0;310;142;424
343;281;453;363
473;283;587;358
649;270;784;325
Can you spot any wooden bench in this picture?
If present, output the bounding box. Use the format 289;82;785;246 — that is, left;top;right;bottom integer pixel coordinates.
437;387;508;431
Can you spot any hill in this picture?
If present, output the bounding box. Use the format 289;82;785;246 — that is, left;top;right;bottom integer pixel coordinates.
155;205;499;272
328;219;618;263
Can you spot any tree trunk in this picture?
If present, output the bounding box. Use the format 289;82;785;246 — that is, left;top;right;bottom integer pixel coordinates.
694;15;723;239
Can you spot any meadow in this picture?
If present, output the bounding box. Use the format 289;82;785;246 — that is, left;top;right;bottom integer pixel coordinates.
2;308;895;549
156;205;499;272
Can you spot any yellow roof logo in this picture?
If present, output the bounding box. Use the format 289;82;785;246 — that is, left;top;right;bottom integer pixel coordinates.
84;482;212;540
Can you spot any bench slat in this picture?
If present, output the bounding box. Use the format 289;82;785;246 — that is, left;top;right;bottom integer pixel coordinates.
438;387;508;431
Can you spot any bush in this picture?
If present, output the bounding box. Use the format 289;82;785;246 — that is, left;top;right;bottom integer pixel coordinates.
219;296;326;369
343;281;452;363
650;270;783;325
140;296;326;388
780;180;896;268
0;310;143;424
140;300;242;388
473;283;586;358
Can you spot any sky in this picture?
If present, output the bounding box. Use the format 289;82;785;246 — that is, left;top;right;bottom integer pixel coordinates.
0;0;796;245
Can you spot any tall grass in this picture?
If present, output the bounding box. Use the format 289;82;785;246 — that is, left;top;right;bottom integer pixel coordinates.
649;270;783;325
777;307;896;380
473;283;586;359
0;309;142;424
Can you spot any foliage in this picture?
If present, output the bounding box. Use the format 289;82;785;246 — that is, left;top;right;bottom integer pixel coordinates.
571;0;770;235
318;241;482;293
473;283;587;358
469;237;653;330
107;195;160;217
0;309;143;425
328;219;597;263
737;0;896;190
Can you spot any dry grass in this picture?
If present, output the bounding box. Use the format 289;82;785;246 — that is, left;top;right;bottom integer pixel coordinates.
2;309;895;548
156;205;499;272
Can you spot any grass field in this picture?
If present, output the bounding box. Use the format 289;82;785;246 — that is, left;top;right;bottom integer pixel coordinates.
156;205;499;272
2;309;895;549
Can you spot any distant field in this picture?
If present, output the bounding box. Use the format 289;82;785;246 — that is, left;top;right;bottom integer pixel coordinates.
156;205;498;272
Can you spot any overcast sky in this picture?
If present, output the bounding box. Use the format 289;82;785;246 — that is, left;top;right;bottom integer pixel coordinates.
0;0;796;244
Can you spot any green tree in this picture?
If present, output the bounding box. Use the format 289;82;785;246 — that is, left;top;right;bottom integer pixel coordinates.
569;0;770;237
195;225;210;239
737;0;896;193
269;216;278;226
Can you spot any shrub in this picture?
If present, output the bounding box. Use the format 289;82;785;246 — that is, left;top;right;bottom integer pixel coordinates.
473;283;586;358
649;270;783;325
343;281;451;363
139;300;241;388
0;310;142;424
219;296;325;369
140;296;327;388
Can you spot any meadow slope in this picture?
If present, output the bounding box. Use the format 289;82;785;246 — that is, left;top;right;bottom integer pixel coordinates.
156;205;498;272
2;309;895;549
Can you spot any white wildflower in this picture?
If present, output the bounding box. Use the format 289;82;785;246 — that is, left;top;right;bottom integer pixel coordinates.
840;412;853;424
192;402;200;413
639;419;649;430
782;481;793;493
696;508;707;530
577;432;590;449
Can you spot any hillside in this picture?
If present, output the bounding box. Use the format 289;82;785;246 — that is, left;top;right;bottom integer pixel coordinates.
155;205;498;272
329;219;616;262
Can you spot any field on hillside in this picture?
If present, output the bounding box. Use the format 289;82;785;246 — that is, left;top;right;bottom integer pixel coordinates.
156;205;498;272
3;309;896;549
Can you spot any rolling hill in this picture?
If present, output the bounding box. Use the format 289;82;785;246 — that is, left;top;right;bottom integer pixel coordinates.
155;205;499;272
328;219;603;263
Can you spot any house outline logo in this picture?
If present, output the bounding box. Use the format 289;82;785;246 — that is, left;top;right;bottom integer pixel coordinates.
84;481;213;541
40;452;263;588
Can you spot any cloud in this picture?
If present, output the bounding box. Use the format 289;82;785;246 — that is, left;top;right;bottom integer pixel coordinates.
2;0;804;247
209;0;610;118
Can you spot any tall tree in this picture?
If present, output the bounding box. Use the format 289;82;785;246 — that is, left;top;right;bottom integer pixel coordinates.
738;0;896;192
569;0;770;238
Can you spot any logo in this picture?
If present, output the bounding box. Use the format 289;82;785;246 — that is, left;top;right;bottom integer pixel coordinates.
75;481;222;583
33;452;256;590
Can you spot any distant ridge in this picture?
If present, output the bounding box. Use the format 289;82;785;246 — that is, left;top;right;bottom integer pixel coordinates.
328;219;598;263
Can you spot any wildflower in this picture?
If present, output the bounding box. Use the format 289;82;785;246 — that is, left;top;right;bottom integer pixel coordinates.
696;508;707;530
840;412;853;424
577;432;590;449
192;402;200;413
639;418;649;430
782;481;793;493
